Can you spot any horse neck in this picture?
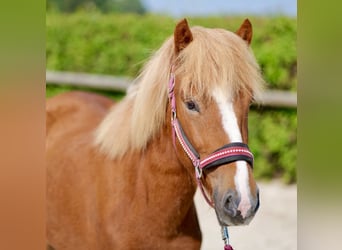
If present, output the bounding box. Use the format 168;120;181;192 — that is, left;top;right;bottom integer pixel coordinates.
114;121;198;231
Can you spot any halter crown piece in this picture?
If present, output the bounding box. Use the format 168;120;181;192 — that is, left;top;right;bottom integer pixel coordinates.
168;66;254;250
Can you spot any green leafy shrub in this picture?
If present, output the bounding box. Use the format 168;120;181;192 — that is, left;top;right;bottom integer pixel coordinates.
253;17;297;90
46;13;297;183
249;109;297;183
46;13;175;76
47;13;296;90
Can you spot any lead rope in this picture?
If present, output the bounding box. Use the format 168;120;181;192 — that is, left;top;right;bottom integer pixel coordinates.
222;226;234;250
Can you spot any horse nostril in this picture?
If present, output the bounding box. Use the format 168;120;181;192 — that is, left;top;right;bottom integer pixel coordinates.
224;194;232;210
225;194;232;204
223;192;239;217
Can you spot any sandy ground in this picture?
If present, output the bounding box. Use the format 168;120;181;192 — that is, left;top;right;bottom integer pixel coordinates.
194;180;297;250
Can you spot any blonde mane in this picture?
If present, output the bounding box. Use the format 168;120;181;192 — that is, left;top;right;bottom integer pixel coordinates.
94;26;264;159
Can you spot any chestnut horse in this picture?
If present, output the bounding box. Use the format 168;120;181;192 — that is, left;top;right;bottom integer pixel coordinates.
46;19;264;249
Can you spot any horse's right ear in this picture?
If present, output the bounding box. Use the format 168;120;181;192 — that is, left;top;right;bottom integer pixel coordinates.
174;18;193;53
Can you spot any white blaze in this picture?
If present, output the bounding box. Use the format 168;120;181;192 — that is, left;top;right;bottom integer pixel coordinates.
213;89;252;218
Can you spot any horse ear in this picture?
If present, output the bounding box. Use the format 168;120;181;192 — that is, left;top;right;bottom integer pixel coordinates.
174;18;193;53
236;19;253;45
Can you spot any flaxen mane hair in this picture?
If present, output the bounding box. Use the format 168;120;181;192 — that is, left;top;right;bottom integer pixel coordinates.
94;26;264;159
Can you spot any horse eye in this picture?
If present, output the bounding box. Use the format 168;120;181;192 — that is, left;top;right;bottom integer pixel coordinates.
185;100;199;112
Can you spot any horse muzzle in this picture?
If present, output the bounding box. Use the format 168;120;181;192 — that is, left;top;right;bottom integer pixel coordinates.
214;187;260;226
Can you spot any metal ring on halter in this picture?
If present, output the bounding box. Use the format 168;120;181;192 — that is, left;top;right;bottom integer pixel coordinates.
171;109;177;121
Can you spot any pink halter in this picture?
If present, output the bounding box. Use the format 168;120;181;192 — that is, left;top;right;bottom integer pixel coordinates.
168;67;254;207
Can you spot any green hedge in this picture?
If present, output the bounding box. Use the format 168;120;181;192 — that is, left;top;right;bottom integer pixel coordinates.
249;109;296;183
46;12;297;183
46;12;297;90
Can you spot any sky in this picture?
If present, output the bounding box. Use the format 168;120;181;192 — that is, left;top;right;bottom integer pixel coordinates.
142;0;297;17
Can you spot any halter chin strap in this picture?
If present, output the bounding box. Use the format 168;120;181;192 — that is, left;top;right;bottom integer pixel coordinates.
168;67;254;208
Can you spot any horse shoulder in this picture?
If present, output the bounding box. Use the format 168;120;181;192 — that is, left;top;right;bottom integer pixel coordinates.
46;91;117;249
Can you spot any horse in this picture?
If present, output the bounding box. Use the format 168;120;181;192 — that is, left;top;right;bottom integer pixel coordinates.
46;18;264;250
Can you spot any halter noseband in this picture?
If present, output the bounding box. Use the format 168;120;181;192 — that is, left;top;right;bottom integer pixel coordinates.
168;67;254;207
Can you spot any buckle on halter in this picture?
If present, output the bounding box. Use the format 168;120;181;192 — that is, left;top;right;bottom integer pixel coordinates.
171;109;177;120
195;161;202;179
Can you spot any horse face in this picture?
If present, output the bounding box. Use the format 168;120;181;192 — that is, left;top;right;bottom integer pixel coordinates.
173;18;261;226
175;85;259;226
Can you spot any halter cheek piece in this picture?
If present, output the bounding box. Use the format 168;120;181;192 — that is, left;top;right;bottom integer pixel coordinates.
168;68;254;208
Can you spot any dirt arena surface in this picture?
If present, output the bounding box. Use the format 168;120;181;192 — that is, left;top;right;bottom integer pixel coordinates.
195;180;297;250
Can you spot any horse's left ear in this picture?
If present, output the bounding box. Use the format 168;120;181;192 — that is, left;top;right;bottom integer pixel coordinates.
174;18;193;53
236;19;253;45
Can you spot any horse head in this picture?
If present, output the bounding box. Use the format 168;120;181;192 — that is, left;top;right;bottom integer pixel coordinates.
170;19;263;226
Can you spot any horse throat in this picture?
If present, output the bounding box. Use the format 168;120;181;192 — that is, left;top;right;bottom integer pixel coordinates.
141;125;198;226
